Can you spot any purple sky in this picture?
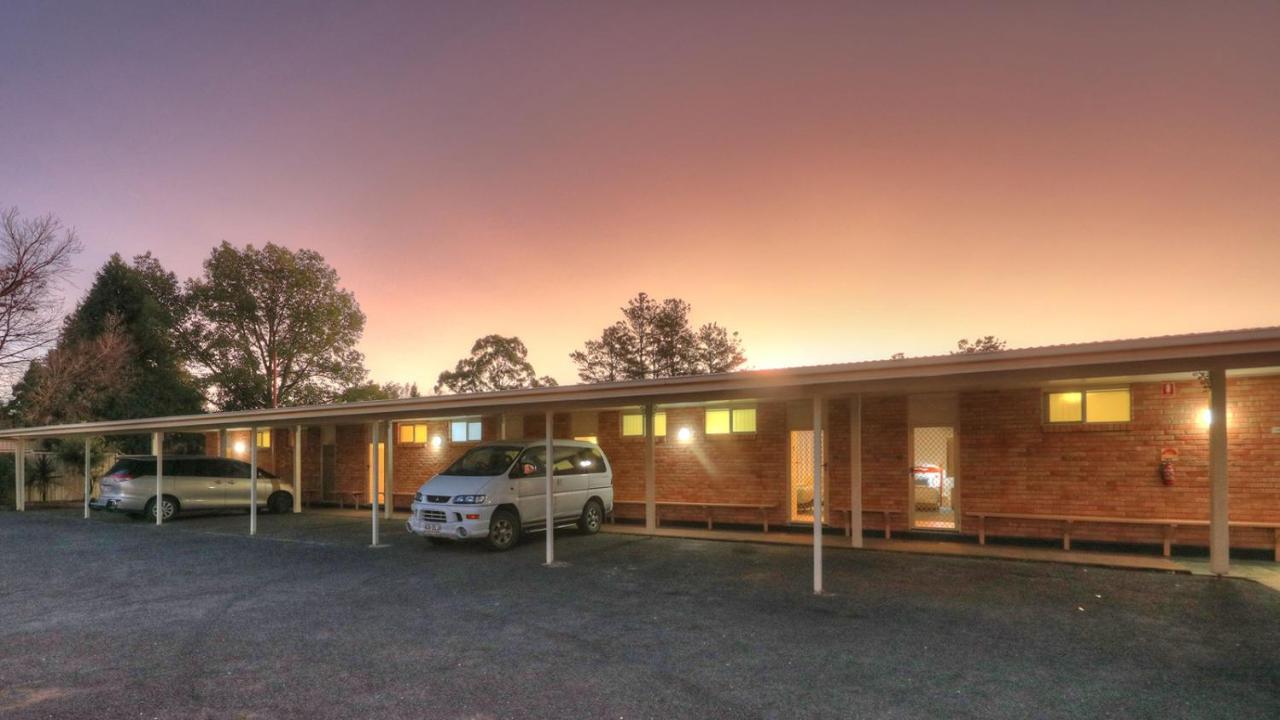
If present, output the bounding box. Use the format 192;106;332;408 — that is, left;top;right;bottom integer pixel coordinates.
2;1;1278;387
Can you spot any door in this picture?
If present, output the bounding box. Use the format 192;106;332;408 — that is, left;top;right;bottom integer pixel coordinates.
514;446;548;526
910;426;957;530
790;430;827;523
552;447;589;519
180;458;224;508
221;459;253;507
368;441;386;506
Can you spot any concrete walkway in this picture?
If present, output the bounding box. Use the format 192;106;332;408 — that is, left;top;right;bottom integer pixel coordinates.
603;523;1192;573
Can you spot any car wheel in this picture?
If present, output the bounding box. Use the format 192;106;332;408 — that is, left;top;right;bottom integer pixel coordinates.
578;499;604;535
486;508;520;551
144;496;179;522
267;492;293;514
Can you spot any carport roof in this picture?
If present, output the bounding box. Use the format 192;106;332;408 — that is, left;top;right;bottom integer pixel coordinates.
4;325;1280;439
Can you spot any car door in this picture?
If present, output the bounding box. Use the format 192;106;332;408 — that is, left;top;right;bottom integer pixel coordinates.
513;446;547;526
177;459;219;509
221;459;252;508
553;446;588;519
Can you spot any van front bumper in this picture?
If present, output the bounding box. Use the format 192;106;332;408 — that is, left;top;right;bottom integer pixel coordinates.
405;503;492;540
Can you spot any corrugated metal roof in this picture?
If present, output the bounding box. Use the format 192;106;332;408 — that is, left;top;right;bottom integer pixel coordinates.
2;325;1278;439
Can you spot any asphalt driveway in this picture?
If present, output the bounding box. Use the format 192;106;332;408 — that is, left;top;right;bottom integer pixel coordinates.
1;510;1277;719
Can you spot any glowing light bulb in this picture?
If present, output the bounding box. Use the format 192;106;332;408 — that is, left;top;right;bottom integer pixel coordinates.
430;435;443;449
233;441;247;455
677;427;693;443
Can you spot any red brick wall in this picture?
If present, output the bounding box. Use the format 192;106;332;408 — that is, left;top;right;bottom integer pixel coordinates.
388;419;495;503
960;377;1280;549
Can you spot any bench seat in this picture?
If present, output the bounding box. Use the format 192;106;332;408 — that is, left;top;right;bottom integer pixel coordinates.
612;499;777;531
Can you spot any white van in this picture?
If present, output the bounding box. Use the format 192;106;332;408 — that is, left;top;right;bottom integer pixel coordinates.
405;440;614;551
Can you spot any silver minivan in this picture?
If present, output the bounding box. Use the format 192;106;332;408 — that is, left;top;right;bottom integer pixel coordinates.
406;440;614;550
91;456;294;521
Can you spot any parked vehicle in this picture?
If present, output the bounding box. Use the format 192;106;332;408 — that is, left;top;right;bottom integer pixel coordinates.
90;456;293;521
406;440;614;551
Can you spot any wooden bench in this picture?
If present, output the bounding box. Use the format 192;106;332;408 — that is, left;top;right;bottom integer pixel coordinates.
332;490;364;509
302;489;322;508
612;499;777;532
966;512;1280;561
830;508;899;539
392;492;417;510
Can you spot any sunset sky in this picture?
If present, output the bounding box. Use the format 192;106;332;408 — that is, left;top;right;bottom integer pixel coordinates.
2;1;1278;388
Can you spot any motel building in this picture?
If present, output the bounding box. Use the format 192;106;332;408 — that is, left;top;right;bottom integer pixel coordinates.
5;326;1280;593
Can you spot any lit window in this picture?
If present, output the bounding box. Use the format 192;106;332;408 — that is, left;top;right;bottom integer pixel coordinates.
1046;389;1130;424
256;429;271;448
398;423;428;444
450;420;482;443
621;411;667;437
706;407;756;435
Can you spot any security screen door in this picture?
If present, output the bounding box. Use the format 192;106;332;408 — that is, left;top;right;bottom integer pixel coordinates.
910;426;957;530
790;430;827;523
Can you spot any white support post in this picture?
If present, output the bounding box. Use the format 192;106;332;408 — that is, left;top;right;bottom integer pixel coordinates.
1209;368;1229;575
849;395;863;548
813;397;825;595
154;431;164;526
293;425;303;513
83;437;92;520
249;427;258;536
370;421;381;547
14;439;25;512
385;421;394;519
545;410;555;565
219;429;229;458
644;403;657;531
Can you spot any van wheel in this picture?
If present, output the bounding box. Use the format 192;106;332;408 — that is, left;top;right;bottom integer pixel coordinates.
267;492;293;514
486;509;520;551
144;496;179;522
578;499;604;535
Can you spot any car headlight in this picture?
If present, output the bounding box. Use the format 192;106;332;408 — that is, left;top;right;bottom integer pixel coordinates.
453;495;487;504
414;491;425;503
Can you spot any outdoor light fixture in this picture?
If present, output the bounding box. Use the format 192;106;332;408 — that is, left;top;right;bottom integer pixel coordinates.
677;427;693;443
1198;408;1213;427
233;440;247;455
430;435;443;449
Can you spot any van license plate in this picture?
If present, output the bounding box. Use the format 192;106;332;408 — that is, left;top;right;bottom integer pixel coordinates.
423;523;443;535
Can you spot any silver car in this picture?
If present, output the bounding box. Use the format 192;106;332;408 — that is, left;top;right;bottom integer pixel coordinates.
91;456;293;521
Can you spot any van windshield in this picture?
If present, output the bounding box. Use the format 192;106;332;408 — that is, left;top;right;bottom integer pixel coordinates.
443;446;522;477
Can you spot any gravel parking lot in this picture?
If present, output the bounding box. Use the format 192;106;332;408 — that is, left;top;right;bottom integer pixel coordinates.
1;509;1277;719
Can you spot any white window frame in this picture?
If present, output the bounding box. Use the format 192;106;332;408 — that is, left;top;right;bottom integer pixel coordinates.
1044;387;1131;424
450;419;483;443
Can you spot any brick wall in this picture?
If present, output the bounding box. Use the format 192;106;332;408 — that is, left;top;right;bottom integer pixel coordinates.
960;377;1280;549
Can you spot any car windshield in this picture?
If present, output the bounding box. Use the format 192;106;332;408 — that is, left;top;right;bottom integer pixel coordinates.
443;445;522;477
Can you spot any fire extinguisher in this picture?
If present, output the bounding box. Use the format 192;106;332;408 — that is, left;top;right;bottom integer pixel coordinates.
1159;461;1176;486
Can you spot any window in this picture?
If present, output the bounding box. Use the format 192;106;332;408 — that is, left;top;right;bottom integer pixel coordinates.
256;429;271;448
398;423;428;444
621;411;667;437
1046;389;1131;423
450;420;482;443
706;406;756;435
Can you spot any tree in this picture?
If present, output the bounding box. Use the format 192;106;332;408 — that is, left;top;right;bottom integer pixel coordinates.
953;336;1008;354
435;335;557;394
182;242;368;409
8;315;134;427
338;381;421;403
26;453;60;503
0;207;82;374
570;293;746;383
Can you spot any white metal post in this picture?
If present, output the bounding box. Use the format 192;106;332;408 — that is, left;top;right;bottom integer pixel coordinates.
1209;368;1229;575
644;403;656;531
849;395;863;548
370;421;381;546
293;425;303;513
385;420;394;519
249;427;258;536
83;437;92;520
545;410;555;565
813;397;824;595
14;439;25;512
154;431;164;526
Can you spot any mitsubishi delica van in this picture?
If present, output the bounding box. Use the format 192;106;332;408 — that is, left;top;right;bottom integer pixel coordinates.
406;440;614;551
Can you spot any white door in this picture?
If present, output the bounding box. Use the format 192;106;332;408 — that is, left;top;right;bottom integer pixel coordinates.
514;446;548;526
552;447;589;519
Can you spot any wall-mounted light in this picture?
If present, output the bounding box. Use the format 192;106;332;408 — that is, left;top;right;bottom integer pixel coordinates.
1198;408;1213;427
677;427;693;443
233;440;247;455
430;435;443;449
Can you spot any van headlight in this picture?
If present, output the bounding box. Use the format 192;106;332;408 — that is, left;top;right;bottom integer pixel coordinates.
414;491;425;503
453;495;487;504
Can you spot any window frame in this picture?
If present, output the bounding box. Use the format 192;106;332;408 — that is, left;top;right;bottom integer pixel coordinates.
255;429;271;449
398;423;429;445
1043;387;1132;424
705;405;757;435
450;419;483;443
621;411;667;438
